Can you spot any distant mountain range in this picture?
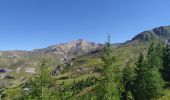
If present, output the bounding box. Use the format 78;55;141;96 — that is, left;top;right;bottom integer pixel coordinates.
0;25;170;64
0;39;120;63
0;25;170;89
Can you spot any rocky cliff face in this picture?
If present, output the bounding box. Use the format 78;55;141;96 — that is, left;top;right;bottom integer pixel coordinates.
33;39;103;59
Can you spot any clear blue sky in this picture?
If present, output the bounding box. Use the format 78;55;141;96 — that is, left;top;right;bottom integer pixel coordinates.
0;0;170;50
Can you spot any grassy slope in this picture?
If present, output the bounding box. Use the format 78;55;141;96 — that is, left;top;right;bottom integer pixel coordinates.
157;89;170;100
53;40;147;97
2;39;168;99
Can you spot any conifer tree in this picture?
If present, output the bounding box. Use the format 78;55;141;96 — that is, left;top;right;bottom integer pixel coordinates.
163;45;170;69
134;43;164;100
95;36;122;100
122;58;135;100
147;42;164;69
162;44;170;82
24;59;54;100
134;53;147;99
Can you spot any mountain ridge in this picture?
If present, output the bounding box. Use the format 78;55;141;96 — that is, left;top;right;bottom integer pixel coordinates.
0;25;170;94
132;25;170;42
1;25;170;60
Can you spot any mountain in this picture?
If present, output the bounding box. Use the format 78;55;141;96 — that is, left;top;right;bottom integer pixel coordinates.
33;39;103;60
0;25;170;66
1;25;170;66
0;50;31;58
0;39;103;58
0;25;170;98
132;26;170;42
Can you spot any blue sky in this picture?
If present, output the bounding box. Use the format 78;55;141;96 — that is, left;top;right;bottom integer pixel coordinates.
0;0;170;50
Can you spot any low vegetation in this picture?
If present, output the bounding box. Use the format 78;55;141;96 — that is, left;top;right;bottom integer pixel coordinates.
1;33;170;99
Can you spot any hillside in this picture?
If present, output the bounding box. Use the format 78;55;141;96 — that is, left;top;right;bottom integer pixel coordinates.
132;26;170;42
0;25;170;99
0;25;170;82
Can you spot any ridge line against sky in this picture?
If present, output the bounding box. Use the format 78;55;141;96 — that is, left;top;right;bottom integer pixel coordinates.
0;0;170;50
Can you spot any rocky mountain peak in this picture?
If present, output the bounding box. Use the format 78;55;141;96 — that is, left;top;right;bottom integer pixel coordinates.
153;26;170;38
69;39;87;44
33;39;103;60
54;39;103;57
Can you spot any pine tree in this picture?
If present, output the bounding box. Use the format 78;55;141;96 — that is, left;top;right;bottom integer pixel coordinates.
163;45;170;69
162;44;170;82
134;43;164;100
24;59;55;100
95;36;123;100
147;43;165;97
134;53;148;99
147;42;164;69
122;58;135;100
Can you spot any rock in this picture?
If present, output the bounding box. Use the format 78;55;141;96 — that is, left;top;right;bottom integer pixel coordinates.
25;68;35;73
16;67;21;73
4;75;15;79
52;66;63;75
